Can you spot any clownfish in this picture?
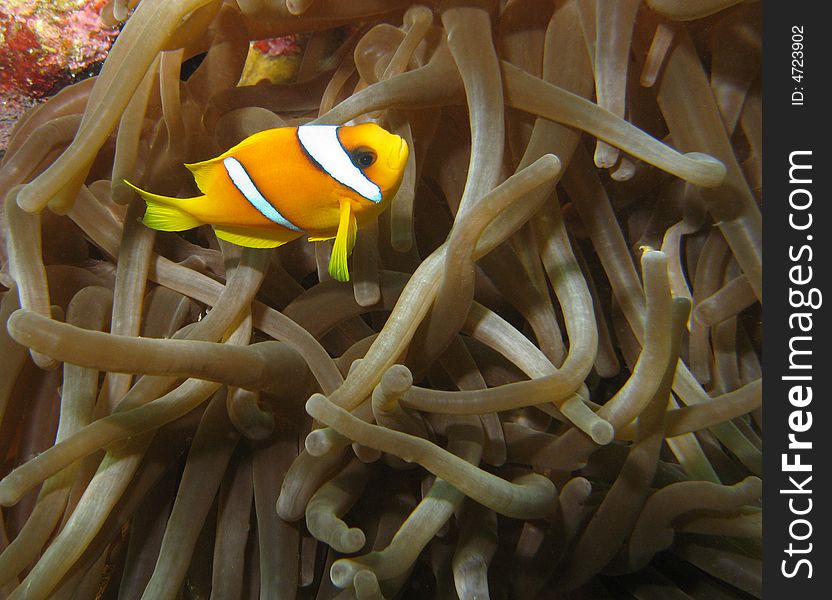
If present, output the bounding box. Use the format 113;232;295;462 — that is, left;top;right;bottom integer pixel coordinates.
125;123;409;282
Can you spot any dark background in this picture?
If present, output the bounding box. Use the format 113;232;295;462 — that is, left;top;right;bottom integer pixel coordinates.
763;2;831;598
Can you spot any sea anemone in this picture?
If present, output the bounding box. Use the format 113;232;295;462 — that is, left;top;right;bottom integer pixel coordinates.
0;0;762;598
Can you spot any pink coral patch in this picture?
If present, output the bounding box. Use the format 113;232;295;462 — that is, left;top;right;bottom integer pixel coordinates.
0;0;119;150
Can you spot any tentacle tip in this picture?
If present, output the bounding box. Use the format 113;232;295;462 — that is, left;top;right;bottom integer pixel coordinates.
742;475;763;497
330;560;357;589
382;364;413;393
31;350;60;371
111;2;129;21
593;147;619;169
684;152;727;188
340;528;367;553
541;153;562;174
590;421;614;445
672;296;693;314
0;478;20;507
611;159;636;182
286;1;306;16
565;476;592;498
639;248;667;267
404;3;434;26
5;308;26;338
305;429;333;457
275;495;302;522
347;359;363;377
305;392;327;417
15;184;44;214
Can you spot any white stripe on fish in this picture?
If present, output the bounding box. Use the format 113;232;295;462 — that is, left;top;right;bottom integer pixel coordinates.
223;156;303;232
297;125;382;203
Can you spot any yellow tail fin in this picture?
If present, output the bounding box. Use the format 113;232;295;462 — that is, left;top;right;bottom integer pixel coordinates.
123;180;202;232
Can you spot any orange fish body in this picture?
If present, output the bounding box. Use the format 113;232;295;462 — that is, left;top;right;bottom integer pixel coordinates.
126;123;409;281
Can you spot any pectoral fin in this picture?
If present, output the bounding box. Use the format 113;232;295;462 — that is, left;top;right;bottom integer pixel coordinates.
328;199;358;282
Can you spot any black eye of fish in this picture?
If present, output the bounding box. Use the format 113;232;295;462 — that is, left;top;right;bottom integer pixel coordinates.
352;149;376;169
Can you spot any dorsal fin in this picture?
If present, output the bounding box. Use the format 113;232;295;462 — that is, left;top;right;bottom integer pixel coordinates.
185;128;289;196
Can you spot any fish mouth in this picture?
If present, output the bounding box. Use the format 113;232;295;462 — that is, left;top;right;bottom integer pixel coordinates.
388;135;409;170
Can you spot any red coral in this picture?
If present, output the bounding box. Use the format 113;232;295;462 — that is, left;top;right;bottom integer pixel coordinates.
0;1;117;97
0;10;50;94
251;35;302;57
0;1;118;150
2;12;39;53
